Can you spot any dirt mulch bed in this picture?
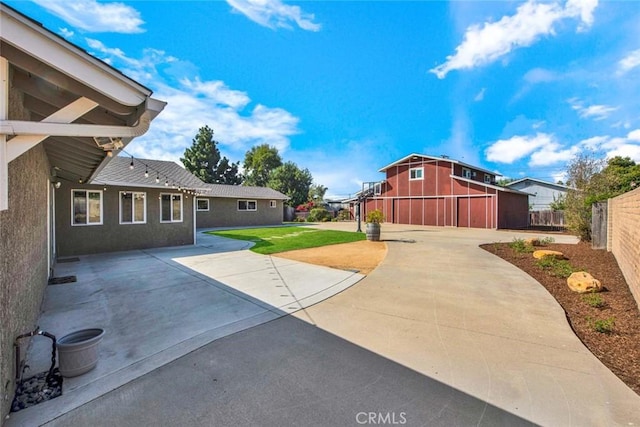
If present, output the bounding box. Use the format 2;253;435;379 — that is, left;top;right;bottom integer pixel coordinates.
481;241;640;395
272;240;387;275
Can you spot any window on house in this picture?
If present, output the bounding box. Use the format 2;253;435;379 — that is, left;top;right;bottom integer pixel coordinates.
120;192;146;224
238;200;257;211
409;167;423;180
160;194;183;222
374;182;382;195
462;168;472;179
484;174;492;184
72;190;102;226
269;200;277;208
196;198;209;211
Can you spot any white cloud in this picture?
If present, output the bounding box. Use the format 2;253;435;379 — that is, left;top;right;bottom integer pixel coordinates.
628;129;640;141
577;130;640;162
474;88;486;101
523;67;559;84
59;28;74;39
617;48;640;74
226;0;320;31
569;98;618;120
83;39;300;162
529;142;579;166
485;133;554;164
33;0;145;33
430;0;598;79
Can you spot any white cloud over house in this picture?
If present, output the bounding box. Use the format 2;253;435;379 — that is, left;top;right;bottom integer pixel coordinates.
226;0;321;31
485;133;555;164
33;0;145;33
579;129;640;162
83;38;300;162
430;0;598;79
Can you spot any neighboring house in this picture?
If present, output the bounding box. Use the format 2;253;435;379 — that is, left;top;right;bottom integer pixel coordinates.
0;3;165;421
56;156;289;256
355;154;530;229
505;177;570;211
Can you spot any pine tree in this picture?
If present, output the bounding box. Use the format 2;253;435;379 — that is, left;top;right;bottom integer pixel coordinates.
181;126;241;184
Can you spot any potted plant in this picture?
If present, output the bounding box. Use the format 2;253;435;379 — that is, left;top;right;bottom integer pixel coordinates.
365;209;384;241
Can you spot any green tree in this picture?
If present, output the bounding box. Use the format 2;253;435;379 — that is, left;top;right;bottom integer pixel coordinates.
181;126;241;184
308;184;328;203
268;162;313;207
564;153;607;241
243;144;282;187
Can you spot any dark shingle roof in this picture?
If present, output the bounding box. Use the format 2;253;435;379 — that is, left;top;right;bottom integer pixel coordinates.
93;156;288;200
94;156;206;189
203;183;288;200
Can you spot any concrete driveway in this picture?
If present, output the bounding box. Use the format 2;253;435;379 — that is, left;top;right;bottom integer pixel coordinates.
7;224;640;426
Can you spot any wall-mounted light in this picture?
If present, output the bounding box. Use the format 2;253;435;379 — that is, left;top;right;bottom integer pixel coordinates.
54;181;61;189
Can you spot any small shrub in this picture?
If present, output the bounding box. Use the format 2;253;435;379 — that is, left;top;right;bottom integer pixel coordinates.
337;209;351;221
365;209;384;224
590;317;615;334
509;238;534;253
307;208;333;222
539;236;555;246
582;292;606;308
535;256;575;278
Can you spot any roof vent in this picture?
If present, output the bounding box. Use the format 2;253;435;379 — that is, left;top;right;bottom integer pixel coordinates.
441;154;449;159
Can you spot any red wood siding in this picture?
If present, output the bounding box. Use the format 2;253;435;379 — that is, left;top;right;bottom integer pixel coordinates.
359;156;526;229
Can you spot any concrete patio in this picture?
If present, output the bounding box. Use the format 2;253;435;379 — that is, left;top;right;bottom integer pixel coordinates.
7;230;363;426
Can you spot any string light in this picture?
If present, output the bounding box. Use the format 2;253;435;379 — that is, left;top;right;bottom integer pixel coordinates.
129;156;134;170
155;174;160;184
144;166;149;178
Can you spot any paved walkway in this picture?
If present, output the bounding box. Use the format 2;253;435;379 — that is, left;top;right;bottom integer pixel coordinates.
7;224;640;426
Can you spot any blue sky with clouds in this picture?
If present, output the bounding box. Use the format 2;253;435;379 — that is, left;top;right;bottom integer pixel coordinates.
6;0;640;197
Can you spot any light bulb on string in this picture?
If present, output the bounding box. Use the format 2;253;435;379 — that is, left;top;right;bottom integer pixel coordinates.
129;156;134;170
144;166;149;178
156;174;160;184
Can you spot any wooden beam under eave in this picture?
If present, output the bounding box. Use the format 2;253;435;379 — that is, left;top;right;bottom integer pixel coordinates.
1;57;9;210
6;97;99;162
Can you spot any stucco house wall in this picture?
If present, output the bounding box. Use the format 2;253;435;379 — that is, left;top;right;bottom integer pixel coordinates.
0;145;51;419
55;182;195;257
196;197;283;228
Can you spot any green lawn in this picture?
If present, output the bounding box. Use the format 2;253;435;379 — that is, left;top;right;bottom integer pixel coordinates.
207;226;365;254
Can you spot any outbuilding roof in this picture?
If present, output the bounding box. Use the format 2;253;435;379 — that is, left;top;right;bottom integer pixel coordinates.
378;153;501;177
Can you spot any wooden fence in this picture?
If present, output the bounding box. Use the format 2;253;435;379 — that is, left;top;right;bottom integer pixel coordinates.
529;210;565;227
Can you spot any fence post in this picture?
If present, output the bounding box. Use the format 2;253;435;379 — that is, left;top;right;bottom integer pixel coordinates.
591;202;608;249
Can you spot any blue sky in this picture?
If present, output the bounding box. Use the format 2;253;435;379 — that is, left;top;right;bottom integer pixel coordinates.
7;0;640;198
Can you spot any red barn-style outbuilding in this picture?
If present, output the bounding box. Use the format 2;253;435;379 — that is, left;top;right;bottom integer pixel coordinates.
360;154;530;229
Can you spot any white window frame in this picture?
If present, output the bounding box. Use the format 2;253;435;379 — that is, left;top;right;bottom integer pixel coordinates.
409;167;423;181
196;198;210;211
119;191;146;224
71;189;103;226
462;168;472;179
484;174;492;184
160;193;183;223
269;200;277;208
374;182;382;195
238;200;257;211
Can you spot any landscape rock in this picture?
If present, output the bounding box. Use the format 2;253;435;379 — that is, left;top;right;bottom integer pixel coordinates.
533;250;564;260
567;272;603;293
